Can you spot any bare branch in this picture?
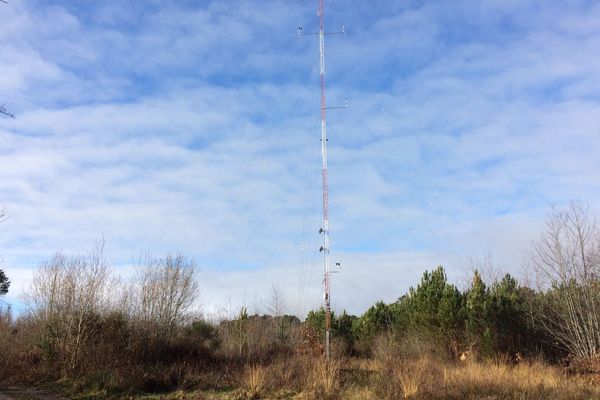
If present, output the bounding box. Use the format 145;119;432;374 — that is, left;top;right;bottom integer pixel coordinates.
0;106;15;118
527;202;600;358
268;282;286;317
133;253;198;344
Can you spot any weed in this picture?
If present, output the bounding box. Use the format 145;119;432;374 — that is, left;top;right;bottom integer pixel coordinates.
240;364;267;399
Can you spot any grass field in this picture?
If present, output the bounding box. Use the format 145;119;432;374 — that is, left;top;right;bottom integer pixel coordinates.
49;355;600;400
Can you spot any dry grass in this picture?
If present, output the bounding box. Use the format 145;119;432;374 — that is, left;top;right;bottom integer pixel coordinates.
326;353;600;400
381;356;599;400
342;386;378;400
239;364;267;399
305;358;341;399
395;357;432;399
444;359;561;390
435;358;600;399
43;354;599;400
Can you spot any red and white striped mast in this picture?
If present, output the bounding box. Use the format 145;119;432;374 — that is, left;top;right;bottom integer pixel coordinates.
318;0;333;362
299;0;345;362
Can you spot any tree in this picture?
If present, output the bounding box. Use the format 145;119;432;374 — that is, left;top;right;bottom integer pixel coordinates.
400;266;465;354
0;269;9;295
268;283;285;317
334;311;357;353
133;253;199;345
437;283;465;355
0;208;8;295
352;301;394;344
465;270;492;355
406;266;448;332
486;274;525;353
305;307;329;336
233;307;249;357
528;202;600;358
267;283;292;346
27;243;111;372
305;308;356;354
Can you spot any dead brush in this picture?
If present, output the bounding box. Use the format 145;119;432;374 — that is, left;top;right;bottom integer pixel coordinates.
441;357;591;397
395;357;433;399
240;364;268;399
568;356;600;384
305;357;341;399
266;356;302;392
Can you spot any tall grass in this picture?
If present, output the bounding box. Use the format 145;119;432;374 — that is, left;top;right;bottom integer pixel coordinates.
373;356;599;400
395;357;432;399
311;358;340;399
240;365;267;399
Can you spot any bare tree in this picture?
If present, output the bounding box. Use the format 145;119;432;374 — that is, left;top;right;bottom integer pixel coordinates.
528;202;600;358
132;253;198;344
27;242;111;371
268;283;285;317
472;252;502;286
267;283;294;347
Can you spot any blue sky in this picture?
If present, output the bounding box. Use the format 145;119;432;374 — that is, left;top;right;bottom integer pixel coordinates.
1;0;600;316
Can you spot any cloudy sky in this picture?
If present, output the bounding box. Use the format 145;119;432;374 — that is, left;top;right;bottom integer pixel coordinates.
1;0;599;317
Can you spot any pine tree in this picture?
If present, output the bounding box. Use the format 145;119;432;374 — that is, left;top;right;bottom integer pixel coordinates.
465;270;491;355
0;269;9;295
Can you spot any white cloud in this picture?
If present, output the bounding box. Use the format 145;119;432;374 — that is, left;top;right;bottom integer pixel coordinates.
1;0;599;316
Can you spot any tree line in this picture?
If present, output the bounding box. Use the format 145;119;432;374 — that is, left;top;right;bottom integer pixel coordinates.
0;202;598;392
305;203;600;361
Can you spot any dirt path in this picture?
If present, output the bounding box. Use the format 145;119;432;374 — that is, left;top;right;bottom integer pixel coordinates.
0;387;63;400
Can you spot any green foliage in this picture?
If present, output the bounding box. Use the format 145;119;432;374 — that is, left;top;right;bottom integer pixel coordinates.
350;267;464;352
0;269;9;295
404;266;465;341
334;311;356;340
374;266;465;355
332;311;356;354
388;298;410;335
347;266;541;358
352;301;394;344
487;274;525;352
274;315;299;346
305;307;328;334
188;319;220;351
305;307;357;352
465;270;490;350
407;266;449;329
437;283;465;354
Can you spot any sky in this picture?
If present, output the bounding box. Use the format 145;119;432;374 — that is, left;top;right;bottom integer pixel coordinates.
1;0;600;317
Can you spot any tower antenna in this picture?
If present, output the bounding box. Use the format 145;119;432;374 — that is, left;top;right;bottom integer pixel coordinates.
299;0;346;362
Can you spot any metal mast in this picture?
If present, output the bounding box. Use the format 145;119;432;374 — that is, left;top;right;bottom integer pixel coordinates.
299;0;344;362
317;0;332;362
